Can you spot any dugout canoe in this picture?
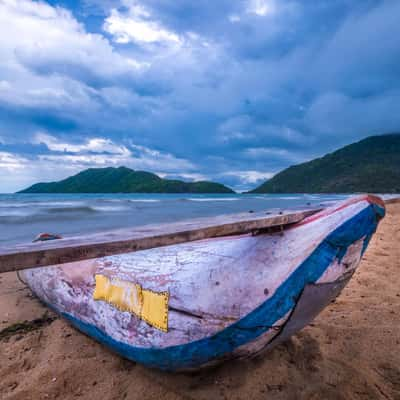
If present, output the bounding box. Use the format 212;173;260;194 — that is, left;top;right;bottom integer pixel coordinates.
18;195;385;371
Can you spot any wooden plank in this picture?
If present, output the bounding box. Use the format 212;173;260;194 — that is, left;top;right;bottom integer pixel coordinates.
0;208;320;273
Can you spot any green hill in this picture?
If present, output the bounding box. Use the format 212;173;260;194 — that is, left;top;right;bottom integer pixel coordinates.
19;167;235;194
249;133;400;193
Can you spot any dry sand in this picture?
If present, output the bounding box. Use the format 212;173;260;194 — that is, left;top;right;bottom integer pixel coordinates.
1;203;399;400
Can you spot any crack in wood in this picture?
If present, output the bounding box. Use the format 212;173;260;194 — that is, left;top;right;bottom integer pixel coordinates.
169;306;204;319
169;306;238;323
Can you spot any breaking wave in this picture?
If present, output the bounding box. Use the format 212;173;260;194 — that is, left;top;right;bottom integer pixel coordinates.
181;197;240;202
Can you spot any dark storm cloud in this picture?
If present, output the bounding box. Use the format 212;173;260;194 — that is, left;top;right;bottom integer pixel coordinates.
0;0;399;192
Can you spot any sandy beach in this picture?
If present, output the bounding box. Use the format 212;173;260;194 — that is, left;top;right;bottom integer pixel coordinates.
1;202;399;400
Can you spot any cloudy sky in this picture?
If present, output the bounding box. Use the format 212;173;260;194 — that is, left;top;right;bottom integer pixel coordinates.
0;0;399;192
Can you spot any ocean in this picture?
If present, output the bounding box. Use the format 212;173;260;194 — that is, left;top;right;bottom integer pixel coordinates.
0;193;352;245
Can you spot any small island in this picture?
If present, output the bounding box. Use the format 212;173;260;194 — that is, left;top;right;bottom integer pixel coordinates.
249;133;400;194
19;166;235;194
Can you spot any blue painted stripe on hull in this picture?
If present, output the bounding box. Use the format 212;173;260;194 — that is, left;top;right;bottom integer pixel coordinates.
52;203;383;371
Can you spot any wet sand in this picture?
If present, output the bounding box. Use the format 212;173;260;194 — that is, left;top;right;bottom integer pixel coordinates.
1;202;399;400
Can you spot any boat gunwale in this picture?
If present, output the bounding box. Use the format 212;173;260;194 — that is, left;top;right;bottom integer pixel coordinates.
0;208;321;273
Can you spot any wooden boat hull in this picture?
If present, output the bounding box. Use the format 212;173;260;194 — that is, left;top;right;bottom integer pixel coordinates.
21;195;385;371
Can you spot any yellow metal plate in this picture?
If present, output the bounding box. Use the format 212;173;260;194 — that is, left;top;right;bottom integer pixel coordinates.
93;274;169;332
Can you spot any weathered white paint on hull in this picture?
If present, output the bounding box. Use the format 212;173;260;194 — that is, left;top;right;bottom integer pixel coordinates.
21;195;385;370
